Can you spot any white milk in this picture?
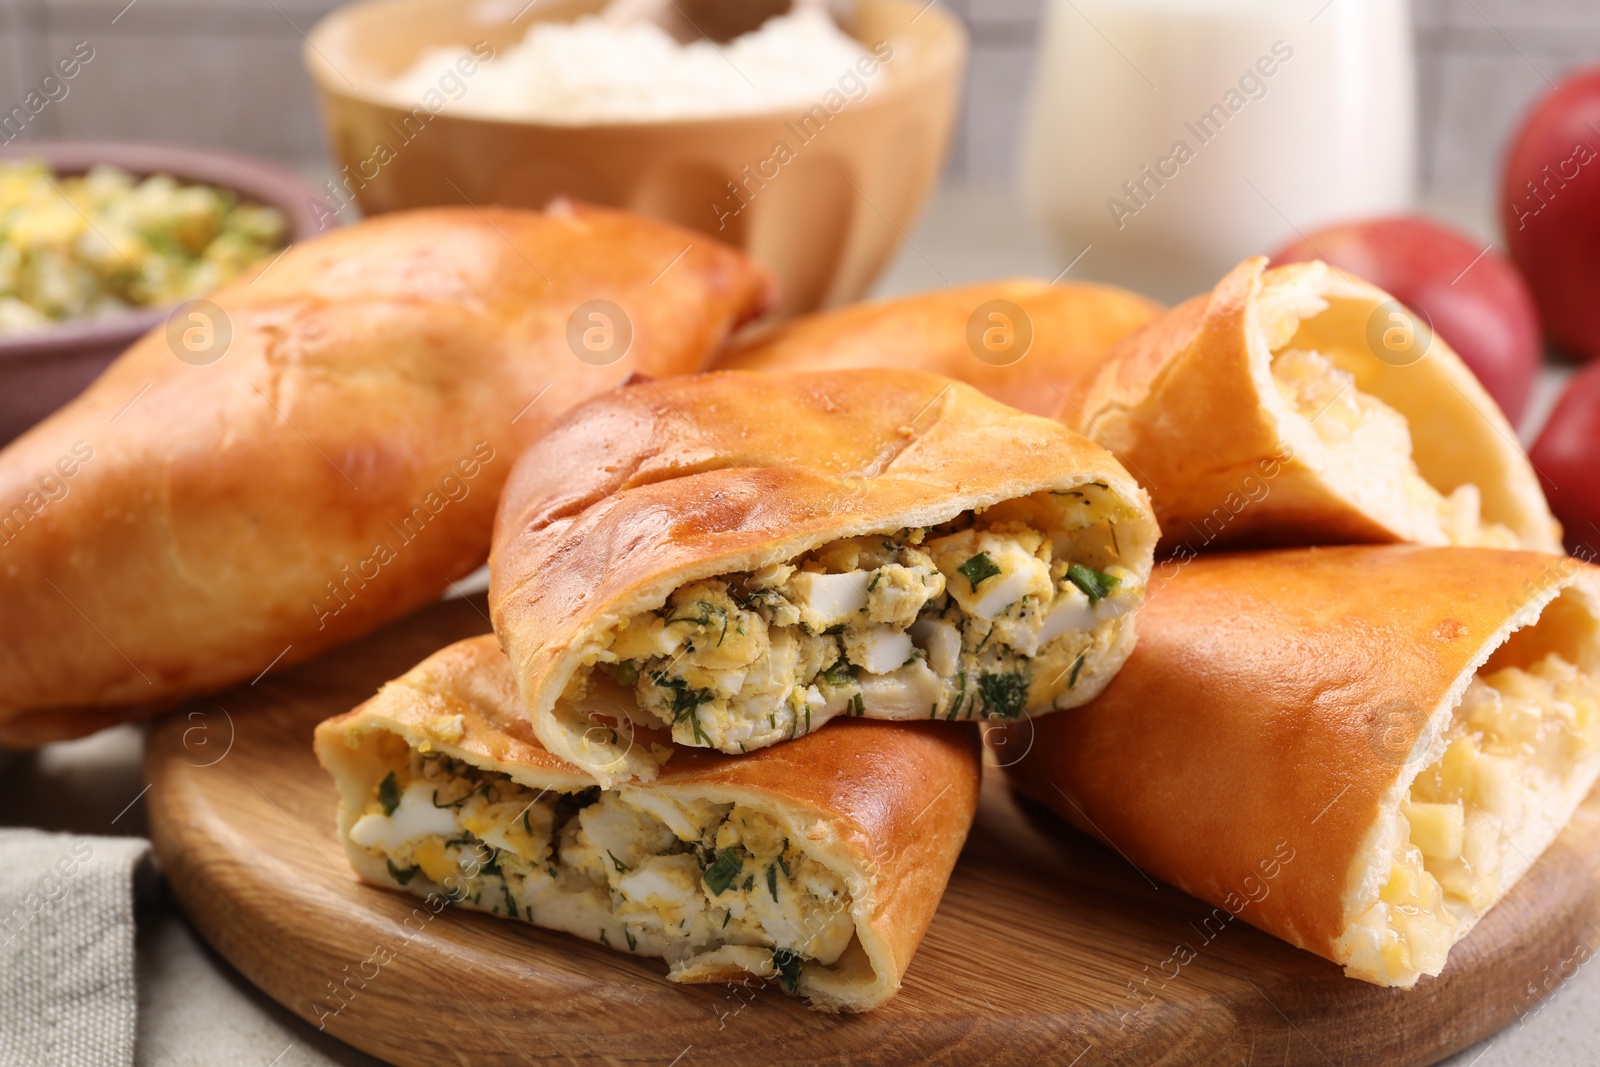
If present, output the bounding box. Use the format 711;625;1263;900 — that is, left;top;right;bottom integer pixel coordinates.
1020;0;1414;301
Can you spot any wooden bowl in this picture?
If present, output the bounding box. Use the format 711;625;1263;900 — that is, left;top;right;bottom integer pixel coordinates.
0;141;328;445
304;0;966;318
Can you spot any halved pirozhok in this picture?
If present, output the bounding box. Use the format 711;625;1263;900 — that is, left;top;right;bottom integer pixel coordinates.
1066;258;1561;553
1007;546;1600;986
315;635;979;1012
490;369;1157;784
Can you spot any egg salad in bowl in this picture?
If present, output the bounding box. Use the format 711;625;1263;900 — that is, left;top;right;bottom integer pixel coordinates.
0;159;286;333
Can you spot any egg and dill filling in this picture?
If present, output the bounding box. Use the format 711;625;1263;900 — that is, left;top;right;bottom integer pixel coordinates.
576;485;1147;754
348;747;857;994
1336;589;1600;986
317;633;982;1012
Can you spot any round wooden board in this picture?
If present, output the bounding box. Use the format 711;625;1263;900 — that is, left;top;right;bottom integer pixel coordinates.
145;596;1600;1067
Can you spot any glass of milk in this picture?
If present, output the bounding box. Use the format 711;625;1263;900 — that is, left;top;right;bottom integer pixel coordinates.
1020;0;1414;302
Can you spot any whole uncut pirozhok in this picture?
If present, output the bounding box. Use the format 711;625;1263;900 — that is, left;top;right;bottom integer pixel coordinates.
489;369;1157;786
0;201;771;745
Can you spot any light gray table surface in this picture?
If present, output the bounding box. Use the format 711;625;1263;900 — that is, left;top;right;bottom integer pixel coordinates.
2;180;1592;1067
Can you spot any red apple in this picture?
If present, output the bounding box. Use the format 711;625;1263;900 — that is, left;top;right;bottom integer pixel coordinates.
1270;215;1542;424
1531;360;1600;560
1501;65;1600;360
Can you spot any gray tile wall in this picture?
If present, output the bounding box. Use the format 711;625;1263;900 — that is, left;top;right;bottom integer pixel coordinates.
3;0;1598;198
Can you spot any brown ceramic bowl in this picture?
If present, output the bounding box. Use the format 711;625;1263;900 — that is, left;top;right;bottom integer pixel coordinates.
305;0;966;318
0;141;328;445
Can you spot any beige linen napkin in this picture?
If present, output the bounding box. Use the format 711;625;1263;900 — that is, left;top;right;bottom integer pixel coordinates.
0;829;151;1067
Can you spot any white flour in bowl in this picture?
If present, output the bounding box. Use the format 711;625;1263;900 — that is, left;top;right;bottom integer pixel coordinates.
383;6;879;123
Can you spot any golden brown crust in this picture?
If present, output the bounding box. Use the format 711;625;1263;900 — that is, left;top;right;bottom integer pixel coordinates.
715;279;1162;416
488;368;1157;783
314;634;981;1012
0;202;772;746
1005;546;1600;965
1062;258;1561;553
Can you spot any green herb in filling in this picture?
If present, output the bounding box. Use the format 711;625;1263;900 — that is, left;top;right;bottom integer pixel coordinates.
767;863;780;901
432;781;491;809
607;850;630;874
976;672;1028;719
821;659;856;686
946;672;968;721
772;949;805;993
653;672;714;745
478;848;503;880
379;772;400;816
957;552;1003;591
386;859;419;886
1067;650;1088;689
703;850;743;895
1067;563;1120;605
667;600;737;646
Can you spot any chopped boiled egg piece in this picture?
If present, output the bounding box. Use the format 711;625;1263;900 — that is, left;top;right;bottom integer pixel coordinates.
617;854;705;921
843;624;913;674
858;660;945;717
609;614;688;661
618;790;728;843
350;781;456;851
926;530;1053;620
411;839;459;883
909;616;962;677
1036;585;1095;645
784;570;869;630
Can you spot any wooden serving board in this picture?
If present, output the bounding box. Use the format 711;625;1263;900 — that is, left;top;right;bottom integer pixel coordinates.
146;596;1600;1067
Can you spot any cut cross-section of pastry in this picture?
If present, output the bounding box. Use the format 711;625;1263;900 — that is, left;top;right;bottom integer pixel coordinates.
313;634;980;1013
715;278;1162;416
1063;257;1561;554
489;369;1158;784
1004;546;1600;987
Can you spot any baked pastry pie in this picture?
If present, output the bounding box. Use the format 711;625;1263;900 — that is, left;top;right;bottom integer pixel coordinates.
314;634;979;1012
1005;545;1600;986
1064;258;1561;553
0;202;770;745
489;368;1158;784
717;278;1160;416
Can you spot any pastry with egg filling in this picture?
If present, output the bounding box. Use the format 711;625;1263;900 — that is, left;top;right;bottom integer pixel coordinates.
1005;545;1600;987
1063;257;1560;554
715;279;1161;416
314;634;979;1013
489;369;1157;785
0;201;772;746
